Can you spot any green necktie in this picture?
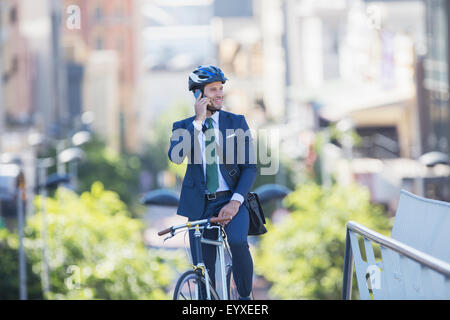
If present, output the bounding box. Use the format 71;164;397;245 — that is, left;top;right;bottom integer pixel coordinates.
205;118;219;194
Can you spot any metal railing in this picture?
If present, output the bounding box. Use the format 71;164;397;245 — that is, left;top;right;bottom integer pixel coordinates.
342;221;450;300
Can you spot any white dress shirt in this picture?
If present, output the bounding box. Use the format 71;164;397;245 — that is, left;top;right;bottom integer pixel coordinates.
192;112;244;205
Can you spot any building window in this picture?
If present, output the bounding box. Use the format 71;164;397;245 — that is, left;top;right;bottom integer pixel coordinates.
9;6;17;24
94;6;103;22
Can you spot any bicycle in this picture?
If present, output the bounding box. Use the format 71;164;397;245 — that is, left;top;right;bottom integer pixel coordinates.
158;216;240;300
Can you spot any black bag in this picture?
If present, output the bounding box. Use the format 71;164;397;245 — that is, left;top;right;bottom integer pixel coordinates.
223;163;267;236
245;192;267;236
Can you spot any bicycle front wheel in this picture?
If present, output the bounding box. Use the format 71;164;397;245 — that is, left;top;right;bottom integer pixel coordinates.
226;266;255;300
173;270;220;300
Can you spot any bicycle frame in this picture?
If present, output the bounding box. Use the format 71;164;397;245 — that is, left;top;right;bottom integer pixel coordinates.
159;216;232;300
199;225;231;300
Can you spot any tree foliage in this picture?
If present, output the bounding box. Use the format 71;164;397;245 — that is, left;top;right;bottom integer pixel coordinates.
141;101;191;187
77;135;142;216
0;182;183;299
254;182;393;299
0;228;43;299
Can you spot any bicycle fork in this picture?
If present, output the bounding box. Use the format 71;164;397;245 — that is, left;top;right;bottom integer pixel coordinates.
201;229;229;300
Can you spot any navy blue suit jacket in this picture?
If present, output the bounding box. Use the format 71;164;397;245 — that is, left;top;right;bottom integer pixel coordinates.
168;110;257;220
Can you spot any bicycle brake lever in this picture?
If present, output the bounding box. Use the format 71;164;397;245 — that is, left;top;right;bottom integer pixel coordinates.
163;228;176;242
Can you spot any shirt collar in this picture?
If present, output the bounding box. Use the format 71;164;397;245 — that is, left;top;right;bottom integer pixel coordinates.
205;110;220;125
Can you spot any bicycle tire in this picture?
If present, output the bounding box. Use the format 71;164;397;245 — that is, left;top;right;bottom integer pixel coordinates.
173;270;220;300
226;266;255;300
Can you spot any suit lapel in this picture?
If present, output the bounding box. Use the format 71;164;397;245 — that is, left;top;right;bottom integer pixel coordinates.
195;111;235;188
218;111;236;189
218;110;227;157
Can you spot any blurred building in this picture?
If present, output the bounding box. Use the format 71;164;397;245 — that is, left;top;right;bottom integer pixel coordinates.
0;0;35;153
270;0;436;211
138;0;287;149
1;0;33;128
417;0;450;155
138;0;217;148
62;0;139;153
284;0;425;158
0;0;85;149
213;0;266;125
406;0;450;202
83;51;121;152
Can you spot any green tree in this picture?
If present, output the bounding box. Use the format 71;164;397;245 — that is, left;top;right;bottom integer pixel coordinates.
0;182;183;299
141;101;191;189
77;135;142;217
251;136;298;219
254;182;392;299
0;228;43;299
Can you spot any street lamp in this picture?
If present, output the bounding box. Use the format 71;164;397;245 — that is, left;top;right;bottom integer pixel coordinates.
57;147;85;190
58;147;85;166
416;151;450;199
140;189;180;207
0;161;27;300
336;118;354;160
44;173;71;189
419;151;450;167
72;130;91;147
253;183;292;205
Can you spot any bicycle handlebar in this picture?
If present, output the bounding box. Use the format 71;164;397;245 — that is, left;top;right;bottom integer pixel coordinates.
157;216;231;236
157;227;173;237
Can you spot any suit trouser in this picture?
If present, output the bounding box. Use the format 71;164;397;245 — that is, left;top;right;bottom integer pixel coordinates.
189;194;253;298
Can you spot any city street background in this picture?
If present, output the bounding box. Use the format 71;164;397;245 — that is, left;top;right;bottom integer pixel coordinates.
1;0;449;300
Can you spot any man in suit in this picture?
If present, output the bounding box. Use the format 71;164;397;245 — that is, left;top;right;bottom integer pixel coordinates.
168;65;257;299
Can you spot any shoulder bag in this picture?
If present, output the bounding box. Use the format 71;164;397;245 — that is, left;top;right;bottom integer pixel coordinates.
224;164;267;236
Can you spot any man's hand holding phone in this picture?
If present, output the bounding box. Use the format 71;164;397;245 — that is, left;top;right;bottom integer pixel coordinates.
194;90;211;123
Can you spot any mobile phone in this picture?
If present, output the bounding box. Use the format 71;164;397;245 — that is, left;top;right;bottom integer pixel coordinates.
194;89;214;110
194;89;202;99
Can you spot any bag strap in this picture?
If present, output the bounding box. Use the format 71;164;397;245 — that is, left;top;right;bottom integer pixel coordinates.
223;162;255;210
224;163;239;184
215;142;240;185
217;144;253;201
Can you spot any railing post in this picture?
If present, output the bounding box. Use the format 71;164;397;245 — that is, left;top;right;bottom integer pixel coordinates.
17;170;27;300
342;228;353;300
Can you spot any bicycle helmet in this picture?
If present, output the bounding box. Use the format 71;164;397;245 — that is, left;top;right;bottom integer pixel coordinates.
188;65;228;92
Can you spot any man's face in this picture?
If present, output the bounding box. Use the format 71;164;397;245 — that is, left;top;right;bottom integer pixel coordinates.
203;81;224;111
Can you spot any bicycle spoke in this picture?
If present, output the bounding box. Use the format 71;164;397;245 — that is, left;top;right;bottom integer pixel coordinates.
174;270;219;300
166;224;230;300
188;278;193;299
182;279;192;300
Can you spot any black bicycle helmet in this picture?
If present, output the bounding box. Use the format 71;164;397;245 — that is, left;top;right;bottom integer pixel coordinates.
188;65;228;92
